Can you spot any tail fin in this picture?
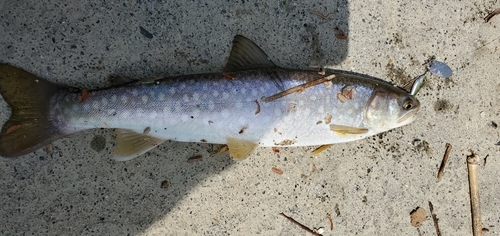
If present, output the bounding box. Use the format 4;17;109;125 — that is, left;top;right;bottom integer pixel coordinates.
0;63;67;157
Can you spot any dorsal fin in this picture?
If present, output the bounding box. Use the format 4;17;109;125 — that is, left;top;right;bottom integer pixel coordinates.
223;35;277;72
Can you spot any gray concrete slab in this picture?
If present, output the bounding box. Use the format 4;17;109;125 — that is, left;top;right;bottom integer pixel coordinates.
0;0;499;235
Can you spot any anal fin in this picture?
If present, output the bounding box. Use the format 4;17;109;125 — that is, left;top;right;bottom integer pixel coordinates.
113;129;166;161
226;137;258;160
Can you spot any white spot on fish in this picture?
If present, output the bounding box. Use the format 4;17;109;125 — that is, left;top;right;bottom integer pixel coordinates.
241;88;247;94
222;92;230;100
92;101;99;109
304;108;311;116
251;89;258;96
192;108;200;117
142;95;149;104
318;105;324;114
149;111;157;119
162;106;170;114
121;111;130;118
121;95;128;103
169;87;176;95
149;91;155;98
183;94;190;102
132;89;138;96
181;114;189;122
213;90;219;97
274;108;281;117
101;97;108;105
192;93;199;101
221;109;230;118
235;102;243;109
238;117;246;124
263;83;270;90
208;102;215;111
158;93;166;101
107;109;116;116
83;103;90;110
111;95;117;103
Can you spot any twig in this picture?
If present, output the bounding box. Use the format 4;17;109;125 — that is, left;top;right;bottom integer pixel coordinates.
437;143;452;180
262;75;335;102
308;10;335;20
279;213;321;236
254;100;261;115
467;150;482;236
187;155;203;163
485;8;500;23
271;167;283;175
428;201;442;236
483;154;489;168
326;213;333;230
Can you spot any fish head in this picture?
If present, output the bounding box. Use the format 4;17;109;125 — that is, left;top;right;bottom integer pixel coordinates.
363;87;420;132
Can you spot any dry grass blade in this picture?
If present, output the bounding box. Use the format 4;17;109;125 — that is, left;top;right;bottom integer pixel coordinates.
467;150;482;236
262;75;335;102
308;10;335;20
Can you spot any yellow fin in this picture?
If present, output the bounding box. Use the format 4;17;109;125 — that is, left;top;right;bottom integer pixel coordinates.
311;144;333;155
113;129;166;161
226;137;258;160
330;124;369;136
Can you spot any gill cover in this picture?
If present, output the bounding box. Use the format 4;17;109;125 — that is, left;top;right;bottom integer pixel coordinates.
363;87;420;131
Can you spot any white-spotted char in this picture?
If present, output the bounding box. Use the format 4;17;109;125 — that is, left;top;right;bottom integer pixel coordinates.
0;35;420;160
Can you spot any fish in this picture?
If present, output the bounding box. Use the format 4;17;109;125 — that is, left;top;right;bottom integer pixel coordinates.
0;35;420;161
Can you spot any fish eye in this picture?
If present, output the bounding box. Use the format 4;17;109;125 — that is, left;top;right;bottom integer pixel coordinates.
402;98;413;110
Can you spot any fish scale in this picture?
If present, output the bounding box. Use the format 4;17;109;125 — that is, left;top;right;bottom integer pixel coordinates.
0;35;420;160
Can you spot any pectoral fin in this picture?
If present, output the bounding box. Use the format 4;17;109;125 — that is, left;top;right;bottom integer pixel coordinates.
226;137;258;160
113;129;166;161
330;124;369;136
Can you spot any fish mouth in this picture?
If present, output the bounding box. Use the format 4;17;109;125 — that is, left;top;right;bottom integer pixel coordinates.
397;107;420;125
